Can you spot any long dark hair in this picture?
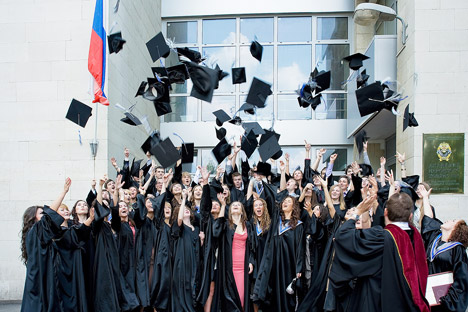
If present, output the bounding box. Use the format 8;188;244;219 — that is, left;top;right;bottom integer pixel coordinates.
71;200;89;225
21;206;43;265
280;196;301;229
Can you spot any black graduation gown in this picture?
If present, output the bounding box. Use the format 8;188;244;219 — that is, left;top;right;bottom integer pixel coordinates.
421;216;468;312
21;206;64;312
171;221;201;312
93;202;123;312
329;220;427;312
116;218;139;311
134;194;158;308
80;224;96;312
253;211;305;312
150;193;173;311
212;217;256;312
53;223;92;312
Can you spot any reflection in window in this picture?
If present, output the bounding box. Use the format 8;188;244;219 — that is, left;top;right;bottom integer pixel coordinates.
202;19;236;44
316;93;347;120
315;44;349;90
203;47;236;93
239;46;274;93
317;17;348;40
322;148;347;171
239;95;274;121
278;45;311;91
201;96;236;121
240;18;274;43
163;96;198;122
167;21;197;44
277;94;311;120
278;17;311;42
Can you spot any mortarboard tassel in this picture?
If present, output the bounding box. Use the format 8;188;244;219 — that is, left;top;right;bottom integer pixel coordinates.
78;130;82;145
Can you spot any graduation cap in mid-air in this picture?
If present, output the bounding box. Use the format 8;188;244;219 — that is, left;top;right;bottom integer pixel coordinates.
246;78;272;108
185;62;219;103
214;64;229;89
241;130;258;158
355;81;385;117
212;138;231;164
242;122;265;136
343;53;370;71
232;67;246;84
177;47;204;63
135;81;148;97
213;109;232;127
166;64;190;84
357;69;370;89
215;127;227;140
258;134;282;162
151;137;181;168
238;103;256;115
311;70;331;93
181;143;195;164
403;105;419;131
146;32;171;62
229;116;242;125
108;32;126;54
259;129;282;160
152;66;168;79
141;131;162;155
250;41;263;62
66;99;92;128
297;84;322;110
354;129;369;157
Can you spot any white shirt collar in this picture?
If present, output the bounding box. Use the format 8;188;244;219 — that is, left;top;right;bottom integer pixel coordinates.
390;221;411;231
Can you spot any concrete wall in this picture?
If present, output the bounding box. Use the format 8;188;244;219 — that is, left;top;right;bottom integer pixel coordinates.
396;0;468;221
107;0;162;174
0;0;161;300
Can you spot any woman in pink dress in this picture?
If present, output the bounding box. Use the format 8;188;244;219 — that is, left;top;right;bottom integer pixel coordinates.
213;199;255;311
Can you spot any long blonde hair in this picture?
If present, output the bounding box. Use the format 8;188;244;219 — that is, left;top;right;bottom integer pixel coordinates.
252;198;271;233
330;185;346;211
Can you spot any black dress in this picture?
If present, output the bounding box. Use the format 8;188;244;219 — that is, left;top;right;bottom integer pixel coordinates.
421;216;468;312
150;193;173;311
171;221;201;312
21;205;64;312
93;202;123;312
212;217;256;312
134;194;158;308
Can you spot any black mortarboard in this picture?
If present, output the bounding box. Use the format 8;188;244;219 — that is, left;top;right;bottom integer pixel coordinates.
141;131;162;154
355;81;385;117
130;158;143;177
400;181;419;202
258;134;282;162
154;100;172;117
241;130;258;158
355;129;369;156
185;62;218;103
151;137;181;168
215;127;226;140
212;138;231;164
143;79;166;101
313;71;331;93
310;94;322;110
250;41;263;62
259;129;280;145
177;47;204;63
359;164;373;177
167;64;190;84
213;109;231;127
120;112;141;126
242;122;265;136
215;64;229;89
135;81;147;97
146;32;170;63
107;32;126;54
403;105;418;131
181;143;194;163
66;99;92;128
402;175;420;191
343;53;370;70
255;162;272;177
152;66;168;78
246;78;272;108
229;116;242;125
238;103;256;115
357;69;370;89
297;84;313;108
232;67;246;84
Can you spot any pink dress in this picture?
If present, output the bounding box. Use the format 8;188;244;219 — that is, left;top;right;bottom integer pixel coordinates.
232;230;247;309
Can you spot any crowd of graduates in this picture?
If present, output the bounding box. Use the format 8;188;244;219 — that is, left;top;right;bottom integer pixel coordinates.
20;142;468;312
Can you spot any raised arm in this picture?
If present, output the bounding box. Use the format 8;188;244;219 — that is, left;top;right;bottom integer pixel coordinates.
379;157;386;187
386;169;396;199
396;151;406;179
284;153;290;176
83;207;95;227
177;190;187;227
96;175;106;204
312;148;325;172
419;185;433;219
113;174;125;205
111;157;121;174
142;165;155;193
299;183;313;203
217;193;226;219
319;176;335;218
279;160;287;192
50;178;71;211
362;141;371;166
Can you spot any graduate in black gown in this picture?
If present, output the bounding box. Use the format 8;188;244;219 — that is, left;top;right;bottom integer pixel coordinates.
93;179;124;312
329;193;430;312
171;189;202;312
21;179;71;312
419;185;468;312
212;198;256;312
253;195;305;312
150;193;173;311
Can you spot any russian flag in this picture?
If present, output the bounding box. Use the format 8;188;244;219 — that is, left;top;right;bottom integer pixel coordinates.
88;0;109;106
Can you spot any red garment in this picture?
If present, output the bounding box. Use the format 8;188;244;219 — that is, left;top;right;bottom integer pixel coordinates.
385;224;430;312
232;231;247;309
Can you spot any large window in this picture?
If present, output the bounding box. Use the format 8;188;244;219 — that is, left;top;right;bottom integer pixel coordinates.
163;15;351;122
